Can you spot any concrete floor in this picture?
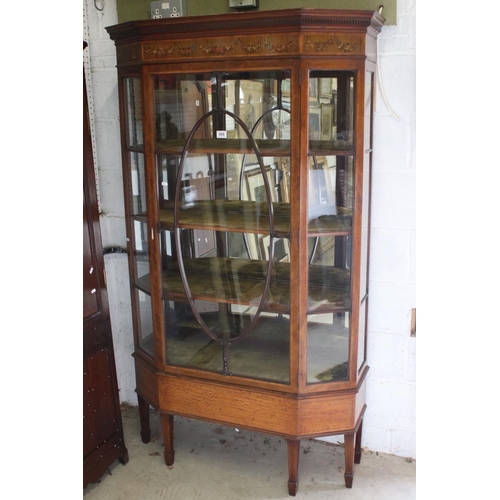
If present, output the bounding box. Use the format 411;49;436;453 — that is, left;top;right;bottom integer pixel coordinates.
84;405;416;500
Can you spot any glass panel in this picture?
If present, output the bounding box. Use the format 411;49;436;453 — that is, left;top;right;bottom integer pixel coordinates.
358;71;374;371
305;172;355;378
125;77;143;148
307;312;349;383
360;151;371;300
364;72;373;149
309;71;355;151
131;212;153;359
154;74;211;141
165;299;223;372
360;73;373;300
156;71;291;383
123;77;154;359
130;152;146;215
136;289;154;356
228;310;290;383
358;299;368;372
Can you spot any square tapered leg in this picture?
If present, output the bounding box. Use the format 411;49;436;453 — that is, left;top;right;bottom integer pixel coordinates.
287;439;300;496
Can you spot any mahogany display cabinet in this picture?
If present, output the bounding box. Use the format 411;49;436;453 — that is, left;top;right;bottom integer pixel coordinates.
107;8;384;496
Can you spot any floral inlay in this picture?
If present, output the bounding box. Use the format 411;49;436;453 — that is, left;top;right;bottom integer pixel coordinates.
263;39;297;54
199;44;235;56
144;35;299;60
236;39;263;54
305;36;362;53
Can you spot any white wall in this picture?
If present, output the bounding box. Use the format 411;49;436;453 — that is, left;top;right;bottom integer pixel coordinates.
84;0;136;404
84;0;416;459
364;0;416;459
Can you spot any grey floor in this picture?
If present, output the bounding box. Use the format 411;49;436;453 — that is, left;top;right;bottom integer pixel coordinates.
84;405;416;500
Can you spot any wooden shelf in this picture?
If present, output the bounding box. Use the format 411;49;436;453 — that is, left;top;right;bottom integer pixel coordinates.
309;140;354;155
153;138;354;156
158;200;352;236
137;257;350;313
156;138;290;156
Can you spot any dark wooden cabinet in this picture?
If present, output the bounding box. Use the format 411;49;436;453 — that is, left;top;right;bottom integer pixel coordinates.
83;66;128;488
106;8;383;495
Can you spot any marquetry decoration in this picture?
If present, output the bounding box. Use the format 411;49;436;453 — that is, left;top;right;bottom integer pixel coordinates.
304;35;364;55
143;35;300;62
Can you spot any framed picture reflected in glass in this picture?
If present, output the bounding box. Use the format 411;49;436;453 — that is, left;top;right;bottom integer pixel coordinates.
320;104;333;141
259;235;290;263
244;164;277;203
308;156;335;205
242;163;277;260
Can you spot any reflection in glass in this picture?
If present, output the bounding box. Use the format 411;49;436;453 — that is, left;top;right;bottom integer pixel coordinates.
360;151;371;299
309;71;354;150
130;152;146;215
306;156;353;382
125;77;143;148
358;300;367;372
134;220;150;282
307;312;349;383
157;154;181;204
165;299;223;373
137;289;154;356
124;77;153;359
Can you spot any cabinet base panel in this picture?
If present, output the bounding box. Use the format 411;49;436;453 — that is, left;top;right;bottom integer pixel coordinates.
134;350;367;496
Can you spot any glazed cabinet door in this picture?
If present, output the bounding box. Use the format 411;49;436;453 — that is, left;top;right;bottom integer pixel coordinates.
150;69;297;384
304;69;360;388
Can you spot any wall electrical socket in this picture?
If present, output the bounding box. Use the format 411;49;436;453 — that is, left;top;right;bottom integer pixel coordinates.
150;1;186;19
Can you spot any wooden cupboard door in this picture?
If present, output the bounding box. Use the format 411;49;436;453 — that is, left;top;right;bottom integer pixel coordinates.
83;186;100;319
83;328;119;457
83;67;128;487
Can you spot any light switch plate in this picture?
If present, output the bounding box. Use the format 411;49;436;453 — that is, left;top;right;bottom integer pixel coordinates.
229;0;259;11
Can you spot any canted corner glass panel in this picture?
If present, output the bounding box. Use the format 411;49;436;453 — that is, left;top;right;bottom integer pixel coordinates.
123;77;153;358
309;71;355;153
129;151;150;286
130;152;146;215
136;289;154;356
364;72;374;150
132;219;154;358
124;77;143;149
157;70;291;383
357;299;368;372
306;154;354;384
357;73;374;372
133;220;150;282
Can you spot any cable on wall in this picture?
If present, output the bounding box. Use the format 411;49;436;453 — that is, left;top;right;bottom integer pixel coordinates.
376;5;400;121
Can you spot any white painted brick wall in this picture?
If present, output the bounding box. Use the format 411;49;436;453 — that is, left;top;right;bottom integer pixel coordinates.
364;0;416;458
85;0;417;459
84;0;135;407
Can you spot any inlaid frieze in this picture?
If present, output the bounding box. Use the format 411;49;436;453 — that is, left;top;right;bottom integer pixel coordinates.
304;35;364;55
142;35;300;62
116;43;141;65
117;33;366;65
